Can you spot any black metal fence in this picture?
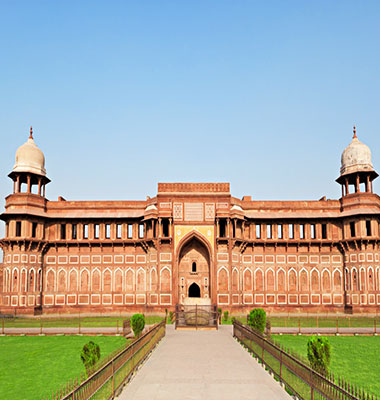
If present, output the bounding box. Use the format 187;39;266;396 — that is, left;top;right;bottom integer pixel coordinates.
233;320;377;400
49;320;165;400
175;304;218;329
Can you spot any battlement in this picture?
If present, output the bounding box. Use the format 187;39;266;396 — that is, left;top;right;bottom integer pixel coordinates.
158;182;230;194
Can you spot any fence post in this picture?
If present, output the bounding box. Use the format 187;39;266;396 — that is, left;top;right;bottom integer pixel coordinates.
117;320;119;334
78;310;81;334
131;343;134;372
310;368;314;400
196;305;198;330
279;347;282;382
2;318;4;335
374;319;376;334
111;358;114;396
175;305;177;329
298;318;301;334
336;319;339;334
40;315;42;335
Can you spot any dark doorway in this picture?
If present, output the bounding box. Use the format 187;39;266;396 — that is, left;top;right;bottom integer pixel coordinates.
188;282;200;298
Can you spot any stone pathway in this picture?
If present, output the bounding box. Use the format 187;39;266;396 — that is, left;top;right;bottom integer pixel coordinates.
117;325;291;400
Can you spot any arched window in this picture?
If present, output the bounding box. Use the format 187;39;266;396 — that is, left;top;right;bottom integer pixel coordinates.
192;262;197;273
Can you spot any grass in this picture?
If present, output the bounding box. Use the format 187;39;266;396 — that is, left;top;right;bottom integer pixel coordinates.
0;335;128;400
273;335;380;396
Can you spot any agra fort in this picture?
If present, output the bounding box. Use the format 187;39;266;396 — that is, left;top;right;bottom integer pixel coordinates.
0;126;379;314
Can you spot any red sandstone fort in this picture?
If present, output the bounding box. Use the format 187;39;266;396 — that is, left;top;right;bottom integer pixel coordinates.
0;126;379;314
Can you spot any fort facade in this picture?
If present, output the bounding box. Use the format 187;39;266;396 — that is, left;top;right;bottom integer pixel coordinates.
0;127;379;314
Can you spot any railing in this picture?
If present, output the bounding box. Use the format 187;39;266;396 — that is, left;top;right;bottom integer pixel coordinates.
0;314;164;335
267;316;380;334
50;320;165;400
233;320;377;400
175;304;218;329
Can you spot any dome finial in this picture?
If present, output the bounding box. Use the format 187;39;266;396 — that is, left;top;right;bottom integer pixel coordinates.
353;124;357;139
29;126;33;139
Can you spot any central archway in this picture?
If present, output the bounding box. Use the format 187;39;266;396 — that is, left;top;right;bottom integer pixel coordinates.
177;231;212;304
188;282;201;297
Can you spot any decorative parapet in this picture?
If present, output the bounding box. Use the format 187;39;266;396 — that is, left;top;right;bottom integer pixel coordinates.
158;182;230;194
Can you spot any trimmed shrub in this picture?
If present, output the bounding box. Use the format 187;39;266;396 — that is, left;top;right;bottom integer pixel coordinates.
247;308;266;333
131;314;145;338
223;311;229;322
80;341;100;374
307;336;331;374
169;311;174;323
231;316;236;324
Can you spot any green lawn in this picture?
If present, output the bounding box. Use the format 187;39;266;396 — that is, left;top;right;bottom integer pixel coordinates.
0;335;128;400
273;335;380;396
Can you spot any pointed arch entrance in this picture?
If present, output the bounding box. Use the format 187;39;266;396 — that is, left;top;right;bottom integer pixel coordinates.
188;282;201;297
177;232;212;304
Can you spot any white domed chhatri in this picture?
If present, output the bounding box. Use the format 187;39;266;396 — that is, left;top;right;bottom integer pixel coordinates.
336;125;378;195
340;126;374;177
12;127;47;177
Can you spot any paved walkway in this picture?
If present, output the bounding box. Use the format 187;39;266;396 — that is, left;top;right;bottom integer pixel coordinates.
118;325;291;400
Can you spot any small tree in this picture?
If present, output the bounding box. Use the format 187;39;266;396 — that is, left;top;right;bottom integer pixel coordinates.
223;311;229;322
131;313;145;338
80;341;100;374
248;308;266;333
307;336;331;375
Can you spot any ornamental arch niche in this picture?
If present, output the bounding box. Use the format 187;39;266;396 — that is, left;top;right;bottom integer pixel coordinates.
177;232;212;303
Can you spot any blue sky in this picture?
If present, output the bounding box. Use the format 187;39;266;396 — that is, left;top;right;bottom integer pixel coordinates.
1;1;380;240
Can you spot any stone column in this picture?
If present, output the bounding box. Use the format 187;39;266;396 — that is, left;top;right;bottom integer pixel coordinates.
356;174;360;193
27;175;31;193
